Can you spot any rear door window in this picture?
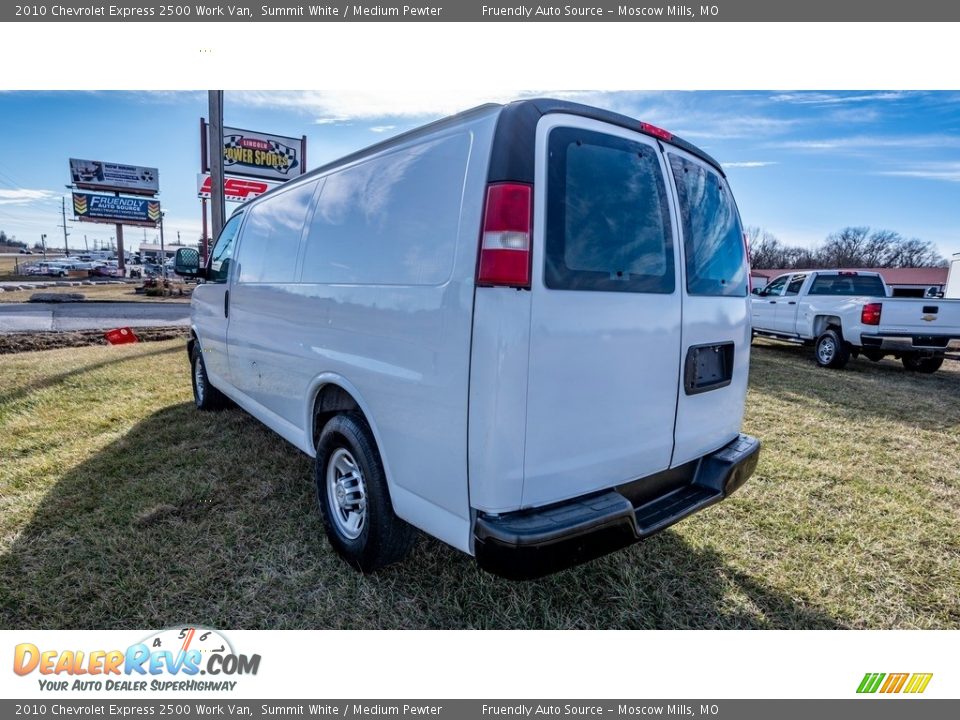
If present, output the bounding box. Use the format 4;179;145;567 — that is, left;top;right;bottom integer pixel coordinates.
669;154;747;297
544;127;674;294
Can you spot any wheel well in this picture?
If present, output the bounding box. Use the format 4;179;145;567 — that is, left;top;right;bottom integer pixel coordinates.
311;384;361;448
813;315;843;338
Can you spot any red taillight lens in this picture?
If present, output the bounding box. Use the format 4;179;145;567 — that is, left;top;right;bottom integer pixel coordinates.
862;302;882;326
639;122;673;141
477;182;532;288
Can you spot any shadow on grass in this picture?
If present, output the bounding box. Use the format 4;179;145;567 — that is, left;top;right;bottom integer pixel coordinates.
0;345;182;406
0;401;839;630
749;341;960;432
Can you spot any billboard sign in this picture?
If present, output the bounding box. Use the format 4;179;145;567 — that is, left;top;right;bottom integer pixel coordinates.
197;174;274;203
72;192;161;227
69;158;160;196
203;122;306;181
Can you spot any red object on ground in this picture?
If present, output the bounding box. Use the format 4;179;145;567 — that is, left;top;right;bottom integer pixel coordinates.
104;327;139;345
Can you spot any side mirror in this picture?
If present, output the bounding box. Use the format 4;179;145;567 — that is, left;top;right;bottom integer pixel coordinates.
751;287;763;295
174;247;206;279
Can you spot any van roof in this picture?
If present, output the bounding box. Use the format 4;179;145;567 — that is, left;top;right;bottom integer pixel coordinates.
231;98;724;214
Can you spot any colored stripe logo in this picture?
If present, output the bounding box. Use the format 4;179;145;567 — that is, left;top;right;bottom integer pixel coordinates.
857;672;933;694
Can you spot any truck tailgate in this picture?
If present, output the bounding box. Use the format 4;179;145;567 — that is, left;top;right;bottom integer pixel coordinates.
878;298;960;336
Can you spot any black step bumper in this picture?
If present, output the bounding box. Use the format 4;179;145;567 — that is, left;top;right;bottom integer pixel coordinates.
473;433;760;580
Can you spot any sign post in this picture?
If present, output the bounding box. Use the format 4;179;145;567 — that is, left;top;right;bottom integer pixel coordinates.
208;91;226;239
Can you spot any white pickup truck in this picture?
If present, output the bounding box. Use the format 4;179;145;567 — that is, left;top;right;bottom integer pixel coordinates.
751;270;960;373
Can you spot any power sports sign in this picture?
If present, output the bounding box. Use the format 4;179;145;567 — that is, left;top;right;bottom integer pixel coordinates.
72;192;161;228
203;121;307;182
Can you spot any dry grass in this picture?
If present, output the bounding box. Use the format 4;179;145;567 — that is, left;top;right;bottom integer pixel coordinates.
0;338;957;629
0;283;190;303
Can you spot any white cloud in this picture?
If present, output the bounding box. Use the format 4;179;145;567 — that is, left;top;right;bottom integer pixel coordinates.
769;92;908;105
232;89;600;123
369;125;396;133
773;134;960;151
0;188;57;206
723;161;778;168
877;162;960;183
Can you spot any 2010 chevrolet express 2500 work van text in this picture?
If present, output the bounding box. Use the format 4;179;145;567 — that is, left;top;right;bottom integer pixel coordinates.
175;99;760;579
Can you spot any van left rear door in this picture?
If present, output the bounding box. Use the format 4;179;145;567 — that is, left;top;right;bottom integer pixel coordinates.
521;115;683;509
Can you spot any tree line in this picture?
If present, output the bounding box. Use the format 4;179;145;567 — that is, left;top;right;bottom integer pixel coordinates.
747;226;947;270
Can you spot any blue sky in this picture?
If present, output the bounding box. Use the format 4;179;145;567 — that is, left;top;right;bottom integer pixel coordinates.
0;90;957;259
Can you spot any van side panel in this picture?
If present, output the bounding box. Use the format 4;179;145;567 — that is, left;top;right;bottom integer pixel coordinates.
257;112;497;553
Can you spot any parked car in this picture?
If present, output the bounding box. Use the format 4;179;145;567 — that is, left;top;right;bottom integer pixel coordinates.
751;270;960;373
35;262;69;277
175;99;760;579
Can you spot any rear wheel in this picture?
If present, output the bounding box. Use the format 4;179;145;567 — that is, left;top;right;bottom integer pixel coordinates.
315;413;415;572
902;354;944;374
190;343;227;410
814;328;849;369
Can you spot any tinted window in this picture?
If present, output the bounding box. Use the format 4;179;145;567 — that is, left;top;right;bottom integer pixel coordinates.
545;127;674;293
301;133;470;285
208;213;243;283
785;274;806;296
669;155;747;297
808;274;886;296
238;180;318;283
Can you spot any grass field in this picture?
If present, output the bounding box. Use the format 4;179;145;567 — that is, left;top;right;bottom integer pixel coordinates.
0;339;957;629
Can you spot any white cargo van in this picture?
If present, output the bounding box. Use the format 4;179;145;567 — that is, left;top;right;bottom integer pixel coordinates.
175;99;760;579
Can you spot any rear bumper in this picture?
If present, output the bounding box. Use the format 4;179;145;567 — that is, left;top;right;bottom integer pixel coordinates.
860;333;960;352
473;433;760;580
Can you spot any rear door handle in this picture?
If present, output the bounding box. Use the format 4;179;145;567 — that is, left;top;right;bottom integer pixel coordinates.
769;300;777;304
224;289;230;318
788;301;797;305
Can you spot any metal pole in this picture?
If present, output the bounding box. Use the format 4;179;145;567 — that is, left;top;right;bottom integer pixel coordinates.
61;197;69;255
83;234;88;252
201;197;209;263
40;233;47;259
116;225;125;275
159;212;166;278
208;90;226;239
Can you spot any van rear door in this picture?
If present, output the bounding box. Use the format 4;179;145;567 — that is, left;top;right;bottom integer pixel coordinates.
520;116;684;509
665;148;752;466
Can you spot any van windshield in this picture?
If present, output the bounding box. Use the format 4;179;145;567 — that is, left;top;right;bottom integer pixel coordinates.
669;154;747;297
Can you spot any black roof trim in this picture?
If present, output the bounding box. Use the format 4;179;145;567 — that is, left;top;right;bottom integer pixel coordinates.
487;98;725;184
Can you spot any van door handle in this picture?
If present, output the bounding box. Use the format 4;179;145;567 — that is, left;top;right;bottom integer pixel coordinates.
224;289;230;318
769;300;777;304
788;301;797;305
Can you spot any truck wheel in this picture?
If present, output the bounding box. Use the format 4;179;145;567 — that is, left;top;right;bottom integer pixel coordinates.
814;328;849;369
315;413;415;572
190;343;227;410
902;354;944;374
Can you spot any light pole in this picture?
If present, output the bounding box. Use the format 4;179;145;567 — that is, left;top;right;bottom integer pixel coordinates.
159;211;166;278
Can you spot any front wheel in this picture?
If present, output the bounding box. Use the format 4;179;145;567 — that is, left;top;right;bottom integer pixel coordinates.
902;354;944;374
814;328;850;369
190;343;227;410
315;413;415;573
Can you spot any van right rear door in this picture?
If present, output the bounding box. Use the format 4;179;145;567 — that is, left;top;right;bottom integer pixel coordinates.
520;115;684;509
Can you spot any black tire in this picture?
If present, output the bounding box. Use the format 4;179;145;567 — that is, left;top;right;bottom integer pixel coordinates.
902;354;944;374
315;413;415;573
814;328;850;369
190;342;227;410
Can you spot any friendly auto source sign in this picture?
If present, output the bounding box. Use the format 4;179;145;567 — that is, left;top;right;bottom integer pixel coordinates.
73;192;161;227
204;122;306;182
69;158;159;196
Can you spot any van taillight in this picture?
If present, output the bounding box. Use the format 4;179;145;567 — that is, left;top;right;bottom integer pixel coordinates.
477;182;532;288
862;302;882;326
